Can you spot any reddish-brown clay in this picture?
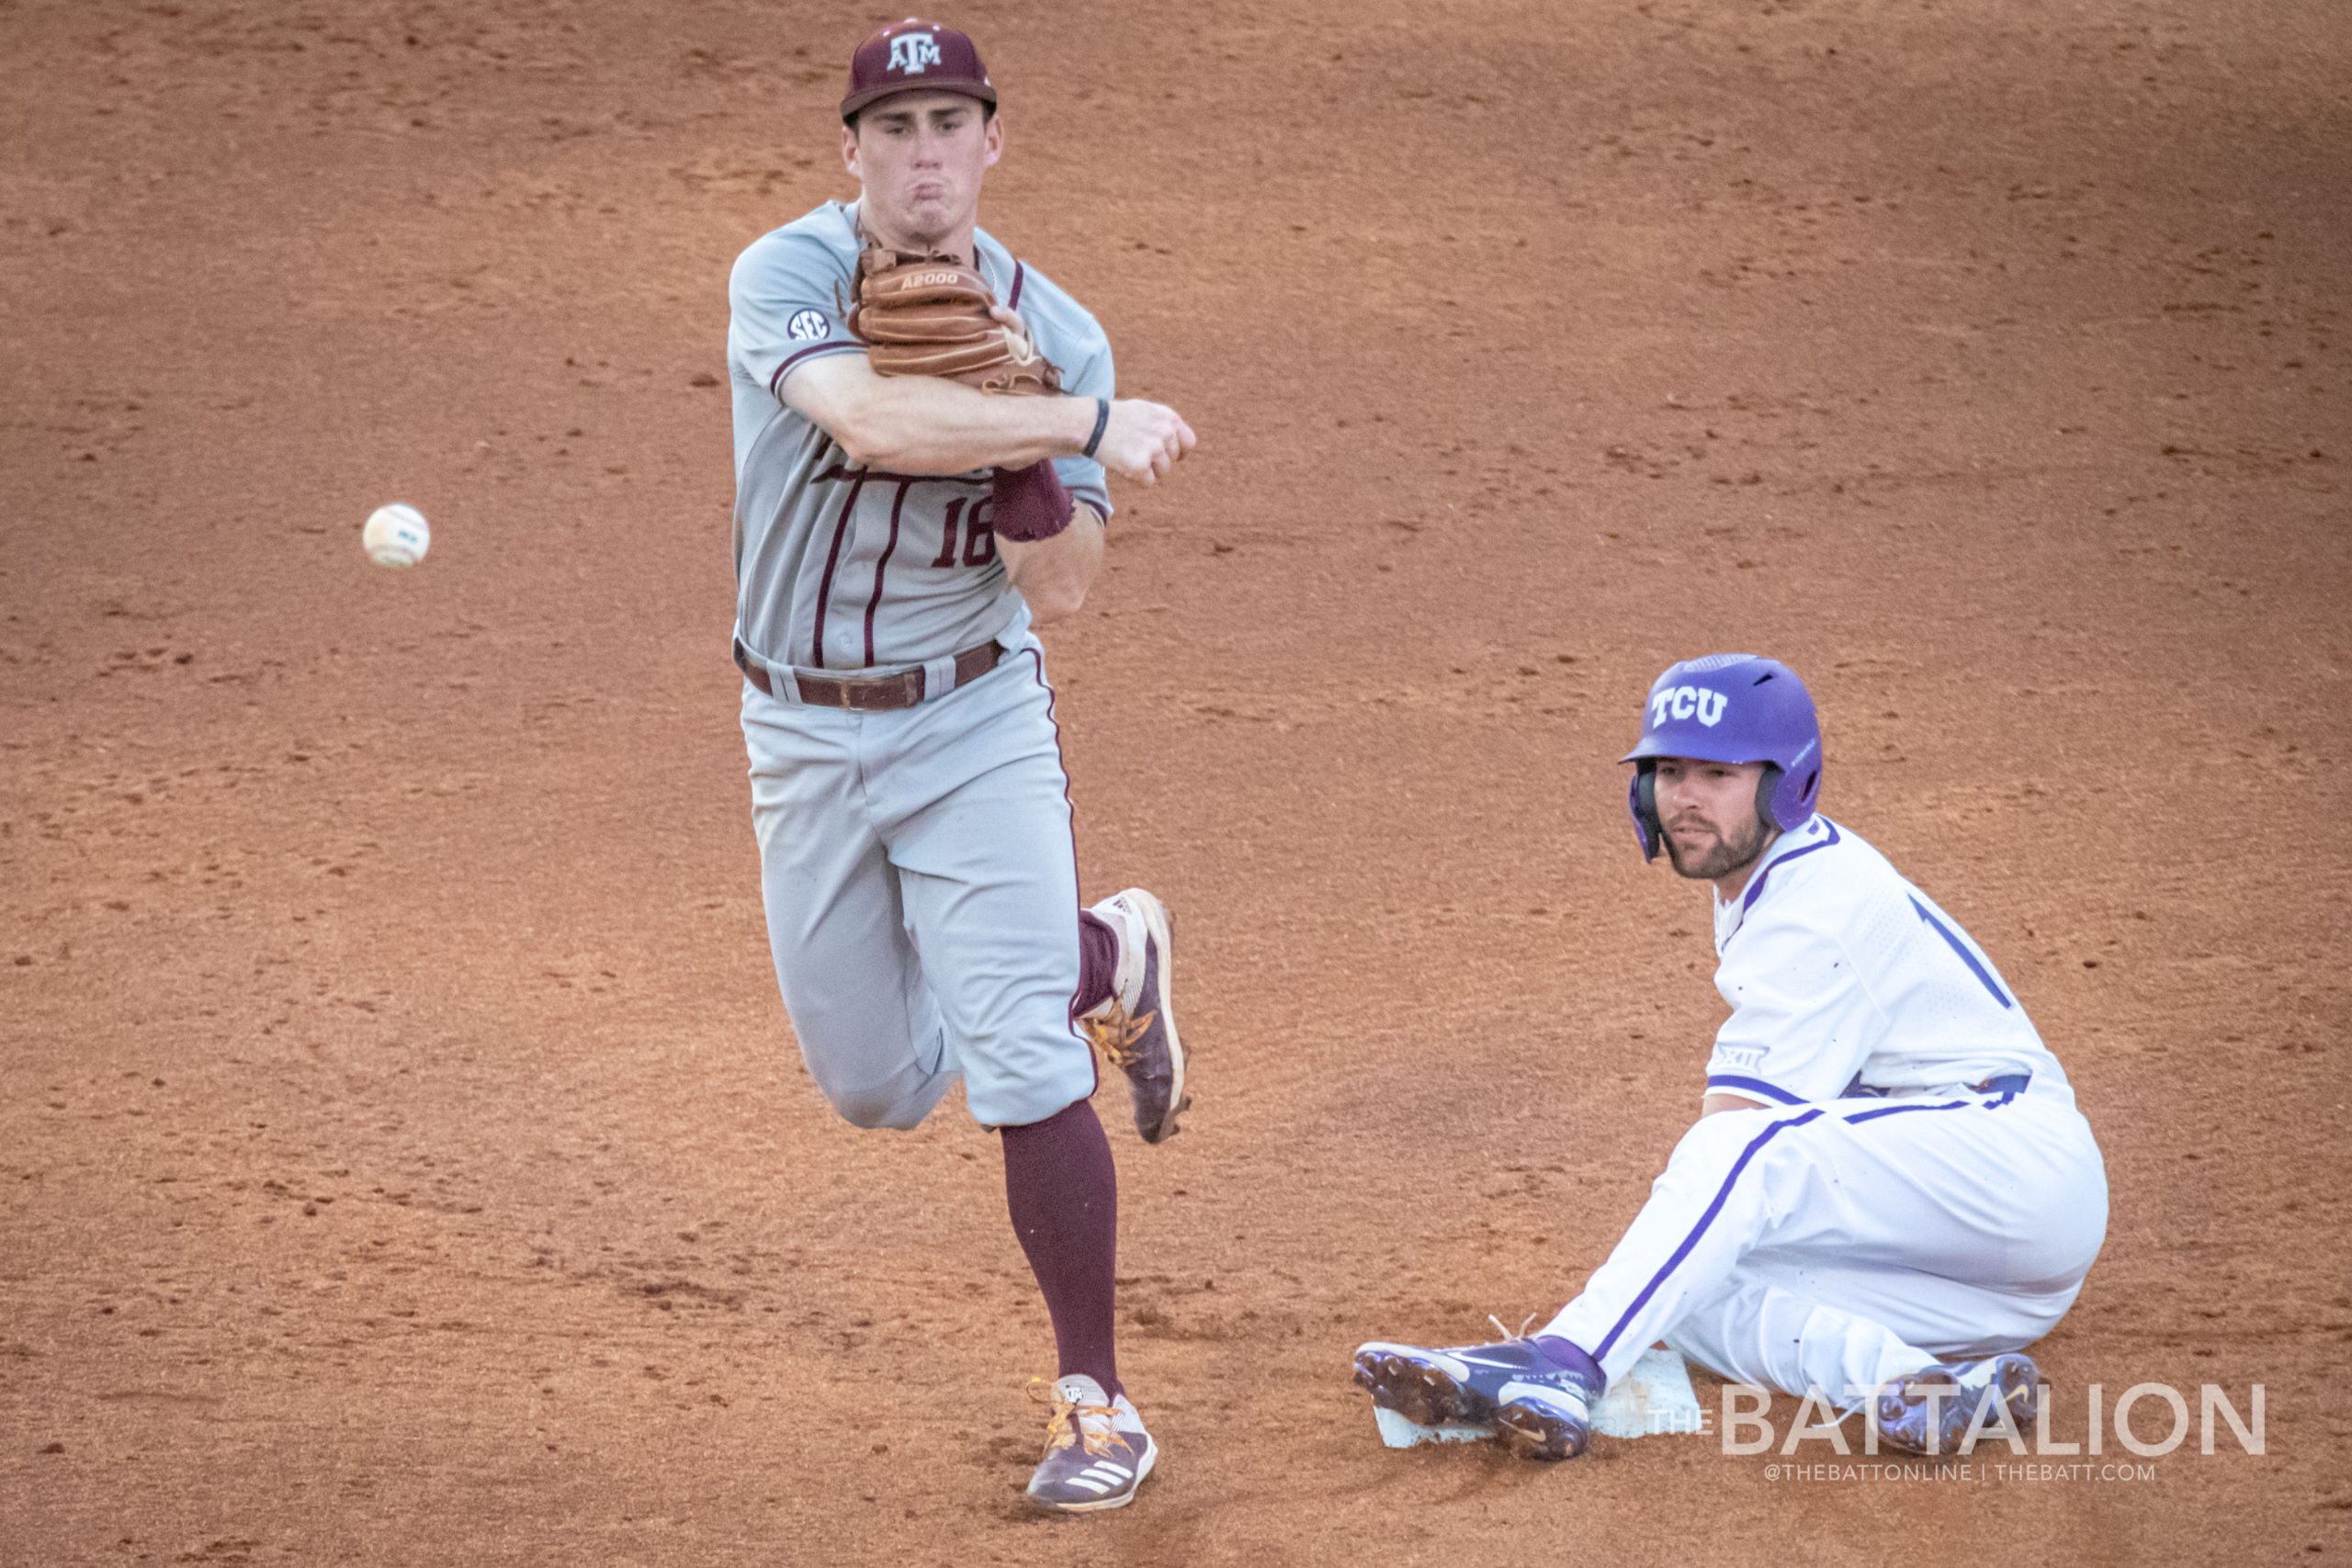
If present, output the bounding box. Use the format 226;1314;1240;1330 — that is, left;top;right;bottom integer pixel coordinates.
3;2;2346;1563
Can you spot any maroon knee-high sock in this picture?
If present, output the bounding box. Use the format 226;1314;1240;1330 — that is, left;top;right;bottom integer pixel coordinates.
1001;1098;1120;1396
1073;909;1118;1019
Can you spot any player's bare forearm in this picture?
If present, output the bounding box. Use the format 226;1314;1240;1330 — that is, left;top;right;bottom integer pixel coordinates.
1001;506;1104;626
790;355;1093;474
785;354;1196;484
1701;1092;1770;1118
851;375;1098;473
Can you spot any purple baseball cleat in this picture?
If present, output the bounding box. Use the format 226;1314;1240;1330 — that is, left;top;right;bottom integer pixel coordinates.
1874;1352;2040;1454
1353;1332;1606;1461
1079;888;1189;1144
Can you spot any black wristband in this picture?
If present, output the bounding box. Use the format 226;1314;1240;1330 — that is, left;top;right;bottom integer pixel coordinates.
1080;397;1110;461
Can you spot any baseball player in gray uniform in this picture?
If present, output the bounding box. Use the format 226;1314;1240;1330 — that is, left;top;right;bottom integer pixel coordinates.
725;18;1197;1513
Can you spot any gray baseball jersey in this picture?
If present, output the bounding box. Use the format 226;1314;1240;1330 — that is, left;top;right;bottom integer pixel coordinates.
728;199;1114;673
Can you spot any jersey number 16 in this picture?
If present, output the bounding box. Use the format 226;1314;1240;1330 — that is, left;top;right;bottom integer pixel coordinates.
933;498;997;569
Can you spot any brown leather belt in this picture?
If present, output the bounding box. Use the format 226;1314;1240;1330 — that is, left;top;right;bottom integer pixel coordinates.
734;638;1003;711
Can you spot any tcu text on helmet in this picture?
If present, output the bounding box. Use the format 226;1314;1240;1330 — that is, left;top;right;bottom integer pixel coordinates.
1650;685;1729;728
888;31;943;73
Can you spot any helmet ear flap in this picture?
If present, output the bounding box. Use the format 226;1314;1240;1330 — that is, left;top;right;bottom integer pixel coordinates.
1630;762;1662;861
1755;764;1784;831
1757;762;1820;832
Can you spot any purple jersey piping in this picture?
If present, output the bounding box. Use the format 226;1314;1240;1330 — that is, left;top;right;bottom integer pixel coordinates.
1590;1093;2000;1363
1591;1109;1825;1361
1908;896;2016;1009
1704;1074;1805;1107
1736;818;1844;918
1841;1099;1971;1125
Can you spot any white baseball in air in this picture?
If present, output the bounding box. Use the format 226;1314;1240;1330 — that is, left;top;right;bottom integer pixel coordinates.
362;502;431;569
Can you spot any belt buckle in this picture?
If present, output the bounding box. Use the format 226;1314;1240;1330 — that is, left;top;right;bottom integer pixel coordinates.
842;671;919;711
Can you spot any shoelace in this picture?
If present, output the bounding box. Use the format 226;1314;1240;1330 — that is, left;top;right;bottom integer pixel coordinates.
1487;1312;1542;1342
1079;1004;1155;1071
1027;1376;1126;1459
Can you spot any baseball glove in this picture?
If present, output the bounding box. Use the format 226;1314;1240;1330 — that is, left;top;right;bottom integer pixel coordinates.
846;244;1063;395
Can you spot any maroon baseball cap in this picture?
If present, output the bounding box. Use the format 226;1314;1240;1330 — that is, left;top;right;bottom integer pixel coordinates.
841;18;996;122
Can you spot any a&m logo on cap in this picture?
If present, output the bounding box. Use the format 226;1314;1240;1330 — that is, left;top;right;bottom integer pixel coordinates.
842;18;994;122
888;28;943;73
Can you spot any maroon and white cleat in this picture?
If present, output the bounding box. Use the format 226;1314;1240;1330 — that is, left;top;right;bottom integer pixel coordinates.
1025;1374;1158;1513
1079;888;1190;1144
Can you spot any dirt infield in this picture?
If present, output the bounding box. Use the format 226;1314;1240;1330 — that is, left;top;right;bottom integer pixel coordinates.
4;0;2347;1562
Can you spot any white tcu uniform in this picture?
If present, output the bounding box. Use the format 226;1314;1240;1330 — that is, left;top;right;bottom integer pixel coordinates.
1542;814;2109;1410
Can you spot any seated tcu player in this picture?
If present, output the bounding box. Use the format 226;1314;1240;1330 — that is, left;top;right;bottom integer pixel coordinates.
1353;655;2109;1459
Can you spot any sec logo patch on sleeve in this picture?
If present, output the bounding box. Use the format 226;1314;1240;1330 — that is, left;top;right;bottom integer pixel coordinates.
787;310;831;342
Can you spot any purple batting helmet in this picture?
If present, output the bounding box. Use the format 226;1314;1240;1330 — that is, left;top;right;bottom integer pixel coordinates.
1622;653;1823;861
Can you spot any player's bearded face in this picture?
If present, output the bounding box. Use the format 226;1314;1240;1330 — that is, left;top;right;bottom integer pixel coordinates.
844;94;1003;249
1655;759;1774;882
